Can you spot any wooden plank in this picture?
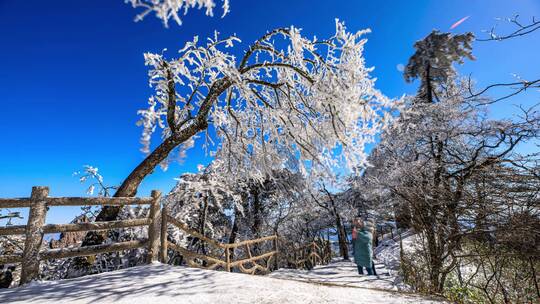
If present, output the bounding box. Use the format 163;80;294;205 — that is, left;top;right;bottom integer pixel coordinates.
0;254;22;264
1;219;150;236
146;190;161;263
42;218;151;234
165;215;224;249
238;262;268;275
0;197;153;208
225;245;231;272
167;241;226;266
46;197;153;206
246;244;253;259
41;239;147;260
273;236;279;270
0;225;26;236
225;235;277;249
20;186;48;286
229;250;278;267
0;198;32;208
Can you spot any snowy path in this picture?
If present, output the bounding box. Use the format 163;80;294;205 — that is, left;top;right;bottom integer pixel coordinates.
269;259;404;291
0;263;445;303
267;232;418;292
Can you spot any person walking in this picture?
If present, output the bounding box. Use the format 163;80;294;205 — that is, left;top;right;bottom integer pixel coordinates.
364;218;378;276
352;218;374;275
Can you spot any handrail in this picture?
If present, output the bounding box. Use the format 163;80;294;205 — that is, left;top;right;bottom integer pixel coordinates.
0;218;152;236
1;186;333;284
0;197;154;208
162;211;278;275
0;186;161;286
165;214;224;249
224;235;278;248
229;250;278;267
280;238;332;270
166;214;279;250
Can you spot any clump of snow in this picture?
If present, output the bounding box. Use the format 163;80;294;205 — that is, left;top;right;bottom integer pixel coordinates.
24;280;52;288
0;263;443;303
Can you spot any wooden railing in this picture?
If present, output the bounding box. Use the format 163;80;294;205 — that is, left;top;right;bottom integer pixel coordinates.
283;238;332;270
161;209;278;275
0;186;161;285
1;186;334;285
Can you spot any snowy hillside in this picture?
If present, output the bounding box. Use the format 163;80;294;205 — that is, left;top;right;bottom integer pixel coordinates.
0;263;444;304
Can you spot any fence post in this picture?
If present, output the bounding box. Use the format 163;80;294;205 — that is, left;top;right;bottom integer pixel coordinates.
159;206;168;263
20;186;49;286
273;236;279;270
325;240;330;263
225;245;231;272
146;190;161;263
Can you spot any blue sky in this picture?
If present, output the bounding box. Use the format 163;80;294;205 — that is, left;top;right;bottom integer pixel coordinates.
1;0;539;224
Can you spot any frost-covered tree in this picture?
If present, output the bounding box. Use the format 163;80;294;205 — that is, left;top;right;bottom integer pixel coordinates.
358;76;540;293
163;161;314;267
86;21;395;247
126;0;230;27
347;28;540;295
164;164;240;247
404;31;474;104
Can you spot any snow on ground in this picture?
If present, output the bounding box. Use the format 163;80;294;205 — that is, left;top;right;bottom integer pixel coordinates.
0;263;444;303
269;231;420;292
269;259;404;291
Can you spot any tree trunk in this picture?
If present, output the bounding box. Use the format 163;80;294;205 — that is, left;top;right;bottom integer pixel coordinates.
336;217;349;260
424;63;434;104
81;120;209;248
198;196;209;255
426;227;443;293
322;187;348;260
330;198;348;260
227;206;242;263
251;187;262;254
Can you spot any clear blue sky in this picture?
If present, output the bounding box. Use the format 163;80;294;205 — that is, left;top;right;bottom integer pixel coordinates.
1;0;539;224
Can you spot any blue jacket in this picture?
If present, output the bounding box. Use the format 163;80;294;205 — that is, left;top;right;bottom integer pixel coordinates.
352;228;373;267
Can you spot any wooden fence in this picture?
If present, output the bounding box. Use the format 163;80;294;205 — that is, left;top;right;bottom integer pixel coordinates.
284;238;332;269
0;186;161;285
0;186;333;286
162;209;278;275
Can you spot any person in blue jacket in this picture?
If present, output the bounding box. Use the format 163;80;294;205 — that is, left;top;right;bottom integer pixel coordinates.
352;218;374;275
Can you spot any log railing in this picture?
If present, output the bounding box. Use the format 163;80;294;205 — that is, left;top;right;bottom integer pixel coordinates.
161;210;278;275
1;186;334;285
283;238;332;270
0;186;161;285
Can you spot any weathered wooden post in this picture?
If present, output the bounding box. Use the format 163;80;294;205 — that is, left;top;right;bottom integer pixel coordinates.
273;236;279;270
146;190;161;263
20;186;49;285
225;244;231;272
159;206;168;263
325;240;331;263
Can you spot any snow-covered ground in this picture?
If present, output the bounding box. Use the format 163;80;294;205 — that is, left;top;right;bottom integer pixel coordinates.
0;231;444;303
270;230;419;292
269;259;404;291
0;263;444;303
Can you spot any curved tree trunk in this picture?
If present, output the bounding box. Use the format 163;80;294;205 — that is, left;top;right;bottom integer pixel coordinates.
80;78;232;248
80;123;206;247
